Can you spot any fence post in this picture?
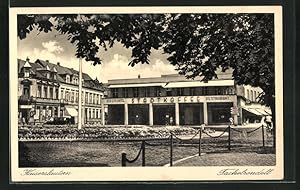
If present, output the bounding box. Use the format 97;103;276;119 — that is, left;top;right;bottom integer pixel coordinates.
262;125;265;150
142;140;145;167
121;152;127;167
228;126;231;151
199;129;202;156
170;134;173;167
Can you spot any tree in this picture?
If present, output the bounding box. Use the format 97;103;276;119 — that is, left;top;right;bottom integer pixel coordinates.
162;13;275;147
17;13;275;145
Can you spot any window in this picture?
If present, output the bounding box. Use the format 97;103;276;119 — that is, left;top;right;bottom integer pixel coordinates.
123;88;129;98
112;88;119;98
71;90;75;102
202;87;208;95
95;94;99;104
37;85;42;97
155;87;161;96
143;88;150;97
89;109;92;119
166;88;172;96
46;72;50;79
43;86;48;98
55;89;59;99
49;87;53;99
54;107;58;117
85;92;88;103
75;92;79;102
60;89;64;100
247;89;250;99
133;88;139;97
23;85;30;98
250;90;253;101
96;110;99;118
93;94;96;104
66;75;70;83
176;88;184;96
24;69;30;78
215;87;223;95
227;87;234;95
190;88;196;96
53;74;57;80
89;93;93;103
93;109;95;119
254;91;257;101
65;90;69;101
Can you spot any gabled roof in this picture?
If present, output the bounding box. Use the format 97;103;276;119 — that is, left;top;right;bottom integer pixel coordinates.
18;58;105;91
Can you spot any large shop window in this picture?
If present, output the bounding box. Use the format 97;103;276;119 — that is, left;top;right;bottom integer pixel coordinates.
128;104;149;125
153;104;175;125
207;102;233;125
107;105;125;125
179;103;204;125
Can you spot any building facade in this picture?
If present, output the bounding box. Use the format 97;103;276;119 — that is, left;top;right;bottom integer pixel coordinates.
18;58;105;125
101;70;271;126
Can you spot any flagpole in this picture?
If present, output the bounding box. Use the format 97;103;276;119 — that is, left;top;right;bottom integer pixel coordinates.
78;57;82;130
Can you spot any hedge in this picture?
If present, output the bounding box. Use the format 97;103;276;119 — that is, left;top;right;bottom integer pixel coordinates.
18;125;197;140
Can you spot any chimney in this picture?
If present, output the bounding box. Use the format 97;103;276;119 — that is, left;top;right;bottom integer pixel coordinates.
26;57;30;61
138;74;141;79
57;62;60;66
46;60;49;63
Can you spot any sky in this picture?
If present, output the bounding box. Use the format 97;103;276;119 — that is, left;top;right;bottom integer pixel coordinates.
17;27;177;83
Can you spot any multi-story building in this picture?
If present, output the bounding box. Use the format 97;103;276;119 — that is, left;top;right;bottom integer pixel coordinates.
18;58;105;125
101;69;271;126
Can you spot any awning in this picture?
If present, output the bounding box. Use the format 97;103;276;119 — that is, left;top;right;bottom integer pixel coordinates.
65;107;78;117
108;82;166;88
242;107;264;116
242;107;272;116
163;80;234;88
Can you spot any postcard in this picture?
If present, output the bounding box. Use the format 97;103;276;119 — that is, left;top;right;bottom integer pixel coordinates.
9;6;283;182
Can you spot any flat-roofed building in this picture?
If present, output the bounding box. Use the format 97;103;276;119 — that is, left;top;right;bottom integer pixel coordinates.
102;69;271;127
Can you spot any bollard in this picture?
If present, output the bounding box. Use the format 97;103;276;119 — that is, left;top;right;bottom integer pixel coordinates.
228;126;231;151
121;152;127;167
142;141;145;166
262;125;265;149
170;134;173;167
199;129;202;156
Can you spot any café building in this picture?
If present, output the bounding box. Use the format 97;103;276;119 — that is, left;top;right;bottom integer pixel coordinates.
101;69;271;126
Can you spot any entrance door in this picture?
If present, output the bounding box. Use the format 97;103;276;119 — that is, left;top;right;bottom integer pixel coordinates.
179;103;203;125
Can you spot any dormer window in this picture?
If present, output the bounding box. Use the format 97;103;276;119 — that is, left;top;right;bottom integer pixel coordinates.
66;75;70;83
46;73;50;79
24;70;30;78
23;57;32;78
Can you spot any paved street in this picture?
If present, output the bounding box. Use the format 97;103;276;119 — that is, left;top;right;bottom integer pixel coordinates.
173;152;275;166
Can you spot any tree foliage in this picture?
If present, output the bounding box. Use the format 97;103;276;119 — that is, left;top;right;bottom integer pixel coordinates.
17;13;274;108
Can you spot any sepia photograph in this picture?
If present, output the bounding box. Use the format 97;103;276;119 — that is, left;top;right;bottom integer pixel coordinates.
9;6;283;182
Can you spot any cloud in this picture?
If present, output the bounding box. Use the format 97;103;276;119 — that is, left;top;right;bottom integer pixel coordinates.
98;54;177;83
42;40;64;54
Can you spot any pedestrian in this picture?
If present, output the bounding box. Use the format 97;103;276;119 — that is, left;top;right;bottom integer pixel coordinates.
265;115;273;131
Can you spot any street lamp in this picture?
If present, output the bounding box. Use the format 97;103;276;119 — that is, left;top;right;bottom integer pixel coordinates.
78;57;82;130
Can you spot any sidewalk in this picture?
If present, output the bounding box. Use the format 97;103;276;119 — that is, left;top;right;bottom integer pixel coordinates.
173;152;275;166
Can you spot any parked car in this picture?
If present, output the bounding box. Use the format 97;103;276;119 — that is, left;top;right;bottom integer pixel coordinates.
44;117;74;125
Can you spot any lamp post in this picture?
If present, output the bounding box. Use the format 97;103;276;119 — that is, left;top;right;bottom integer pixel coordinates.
78;57;82;129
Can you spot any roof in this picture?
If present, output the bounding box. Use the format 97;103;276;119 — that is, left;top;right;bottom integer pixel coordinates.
108;68;234;85
18;58;104;91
